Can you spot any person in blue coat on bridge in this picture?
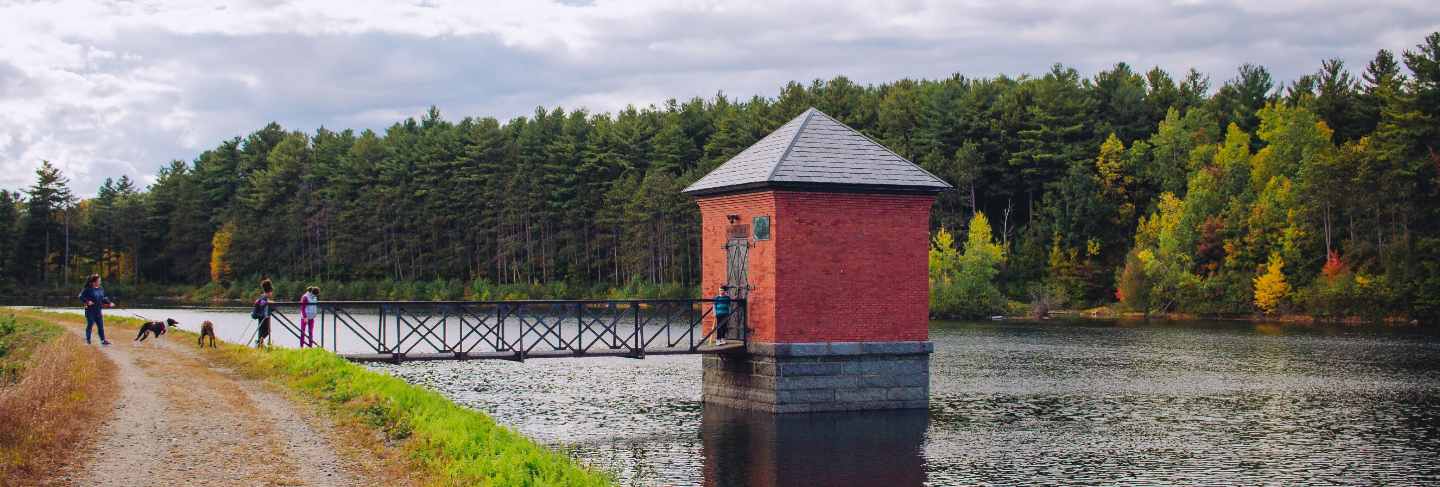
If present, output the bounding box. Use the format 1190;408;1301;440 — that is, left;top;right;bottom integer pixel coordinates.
713;286;732;346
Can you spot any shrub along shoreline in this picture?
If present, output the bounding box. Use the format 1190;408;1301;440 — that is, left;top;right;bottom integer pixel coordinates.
10;310;614;487
0;312;117;484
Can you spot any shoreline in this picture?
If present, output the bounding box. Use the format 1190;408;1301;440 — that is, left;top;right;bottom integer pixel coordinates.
1061;308;1421;326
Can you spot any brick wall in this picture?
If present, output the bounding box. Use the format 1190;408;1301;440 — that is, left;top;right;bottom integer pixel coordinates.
697;192;779;341
773;192;932;342
697;190;933;344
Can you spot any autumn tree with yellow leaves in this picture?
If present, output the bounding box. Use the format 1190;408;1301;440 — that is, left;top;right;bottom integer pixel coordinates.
1253;253;1290;314
210;222;235;285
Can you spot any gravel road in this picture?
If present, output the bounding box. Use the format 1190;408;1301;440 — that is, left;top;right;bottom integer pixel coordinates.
57;323;371;486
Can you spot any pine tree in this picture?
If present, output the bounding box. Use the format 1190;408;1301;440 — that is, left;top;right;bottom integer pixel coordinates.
1210;64;1276;138
1314;59;1364;142
877;79;922;159
1177;69;1212;113
0;190;19;282
1359;49;1404;136
1010;65;1095;224
147;160;211;282
1091;62;1152;144
18;161;76;284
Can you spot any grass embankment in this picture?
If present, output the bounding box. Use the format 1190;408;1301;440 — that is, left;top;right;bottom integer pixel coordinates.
210;346;613;486
0;312;117;485
11;309;612;487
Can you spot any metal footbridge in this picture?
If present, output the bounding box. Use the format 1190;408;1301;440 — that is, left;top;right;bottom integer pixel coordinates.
263;299;747;363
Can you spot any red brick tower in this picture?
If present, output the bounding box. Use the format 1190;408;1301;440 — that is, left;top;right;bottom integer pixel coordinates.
683;108;951;413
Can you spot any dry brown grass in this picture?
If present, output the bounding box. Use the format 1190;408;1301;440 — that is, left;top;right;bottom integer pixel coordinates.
0;326;118;486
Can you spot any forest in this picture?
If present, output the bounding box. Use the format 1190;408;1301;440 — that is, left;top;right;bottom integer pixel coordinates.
1;32;1437;323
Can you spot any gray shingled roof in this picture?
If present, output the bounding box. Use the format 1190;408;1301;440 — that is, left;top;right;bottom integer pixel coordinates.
682;107;953;196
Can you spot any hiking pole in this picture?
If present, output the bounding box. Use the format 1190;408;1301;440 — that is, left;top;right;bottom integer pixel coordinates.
238;320;256;346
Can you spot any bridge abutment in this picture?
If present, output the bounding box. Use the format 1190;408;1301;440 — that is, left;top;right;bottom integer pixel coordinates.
684;108;951;413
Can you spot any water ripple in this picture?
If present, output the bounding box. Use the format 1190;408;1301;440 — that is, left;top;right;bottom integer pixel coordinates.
369;319;1440;486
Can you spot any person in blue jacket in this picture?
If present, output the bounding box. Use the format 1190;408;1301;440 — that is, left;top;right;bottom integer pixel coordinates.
78;274;114;345
713;286;732;346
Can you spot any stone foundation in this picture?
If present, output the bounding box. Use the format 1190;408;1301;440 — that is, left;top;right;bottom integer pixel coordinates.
702;341;932;413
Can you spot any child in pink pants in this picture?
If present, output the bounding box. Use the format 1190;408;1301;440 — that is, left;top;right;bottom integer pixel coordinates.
299;286;319;347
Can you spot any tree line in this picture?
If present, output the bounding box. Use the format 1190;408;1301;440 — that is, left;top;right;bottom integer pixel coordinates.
2;32;1437;321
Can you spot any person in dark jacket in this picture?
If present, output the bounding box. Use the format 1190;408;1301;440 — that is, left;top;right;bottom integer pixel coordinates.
255;279;274;349
78;274;114;345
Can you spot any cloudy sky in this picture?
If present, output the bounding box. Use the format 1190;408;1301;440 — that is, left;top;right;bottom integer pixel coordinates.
1;0;1437;196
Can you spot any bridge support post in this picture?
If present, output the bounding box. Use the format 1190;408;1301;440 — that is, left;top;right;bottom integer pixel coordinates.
684;108;949;413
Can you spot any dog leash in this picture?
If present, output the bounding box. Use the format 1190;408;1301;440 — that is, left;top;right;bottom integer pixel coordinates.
114;306;153;323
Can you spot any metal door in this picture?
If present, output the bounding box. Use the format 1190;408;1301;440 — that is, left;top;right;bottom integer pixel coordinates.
724;238;751;299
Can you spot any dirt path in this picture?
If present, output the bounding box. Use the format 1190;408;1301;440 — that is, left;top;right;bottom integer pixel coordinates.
57;322;368;487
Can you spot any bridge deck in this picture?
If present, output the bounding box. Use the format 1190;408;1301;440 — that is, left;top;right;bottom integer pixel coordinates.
343;342;746;363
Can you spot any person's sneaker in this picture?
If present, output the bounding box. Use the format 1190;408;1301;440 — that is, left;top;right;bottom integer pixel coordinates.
100;340;111;346
85;338;91;345
716;339;726;345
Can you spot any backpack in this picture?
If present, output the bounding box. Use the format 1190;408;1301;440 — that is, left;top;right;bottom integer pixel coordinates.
251;297;267;319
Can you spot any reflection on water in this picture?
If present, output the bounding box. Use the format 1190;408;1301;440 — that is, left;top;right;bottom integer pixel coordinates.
701;405;928;487
24;306;1440;485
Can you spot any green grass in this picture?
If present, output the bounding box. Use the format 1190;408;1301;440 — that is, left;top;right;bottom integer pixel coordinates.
0;313;64;384
213;345;615;486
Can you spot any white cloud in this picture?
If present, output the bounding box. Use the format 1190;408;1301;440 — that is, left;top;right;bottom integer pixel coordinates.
0;0;1437;195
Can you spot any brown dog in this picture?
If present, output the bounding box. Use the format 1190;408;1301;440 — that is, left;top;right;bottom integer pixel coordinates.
198;320;217;348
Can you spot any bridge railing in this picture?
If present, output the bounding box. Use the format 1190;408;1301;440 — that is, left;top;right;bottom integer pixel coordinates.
262;299;746;361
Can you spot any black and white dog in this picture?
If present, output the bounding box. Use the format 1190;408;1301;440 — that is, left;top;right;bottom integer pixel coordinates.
135;318;179;342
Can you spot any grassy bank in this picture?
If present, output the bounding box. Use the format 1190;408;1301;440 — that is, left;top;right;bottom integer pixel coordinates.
11;309;613;486
210;345;613;486
0;312;117;485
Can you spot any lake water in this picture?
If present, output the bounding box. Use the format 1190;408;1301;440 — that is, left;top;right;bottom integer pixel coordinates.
28;306;1440;485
